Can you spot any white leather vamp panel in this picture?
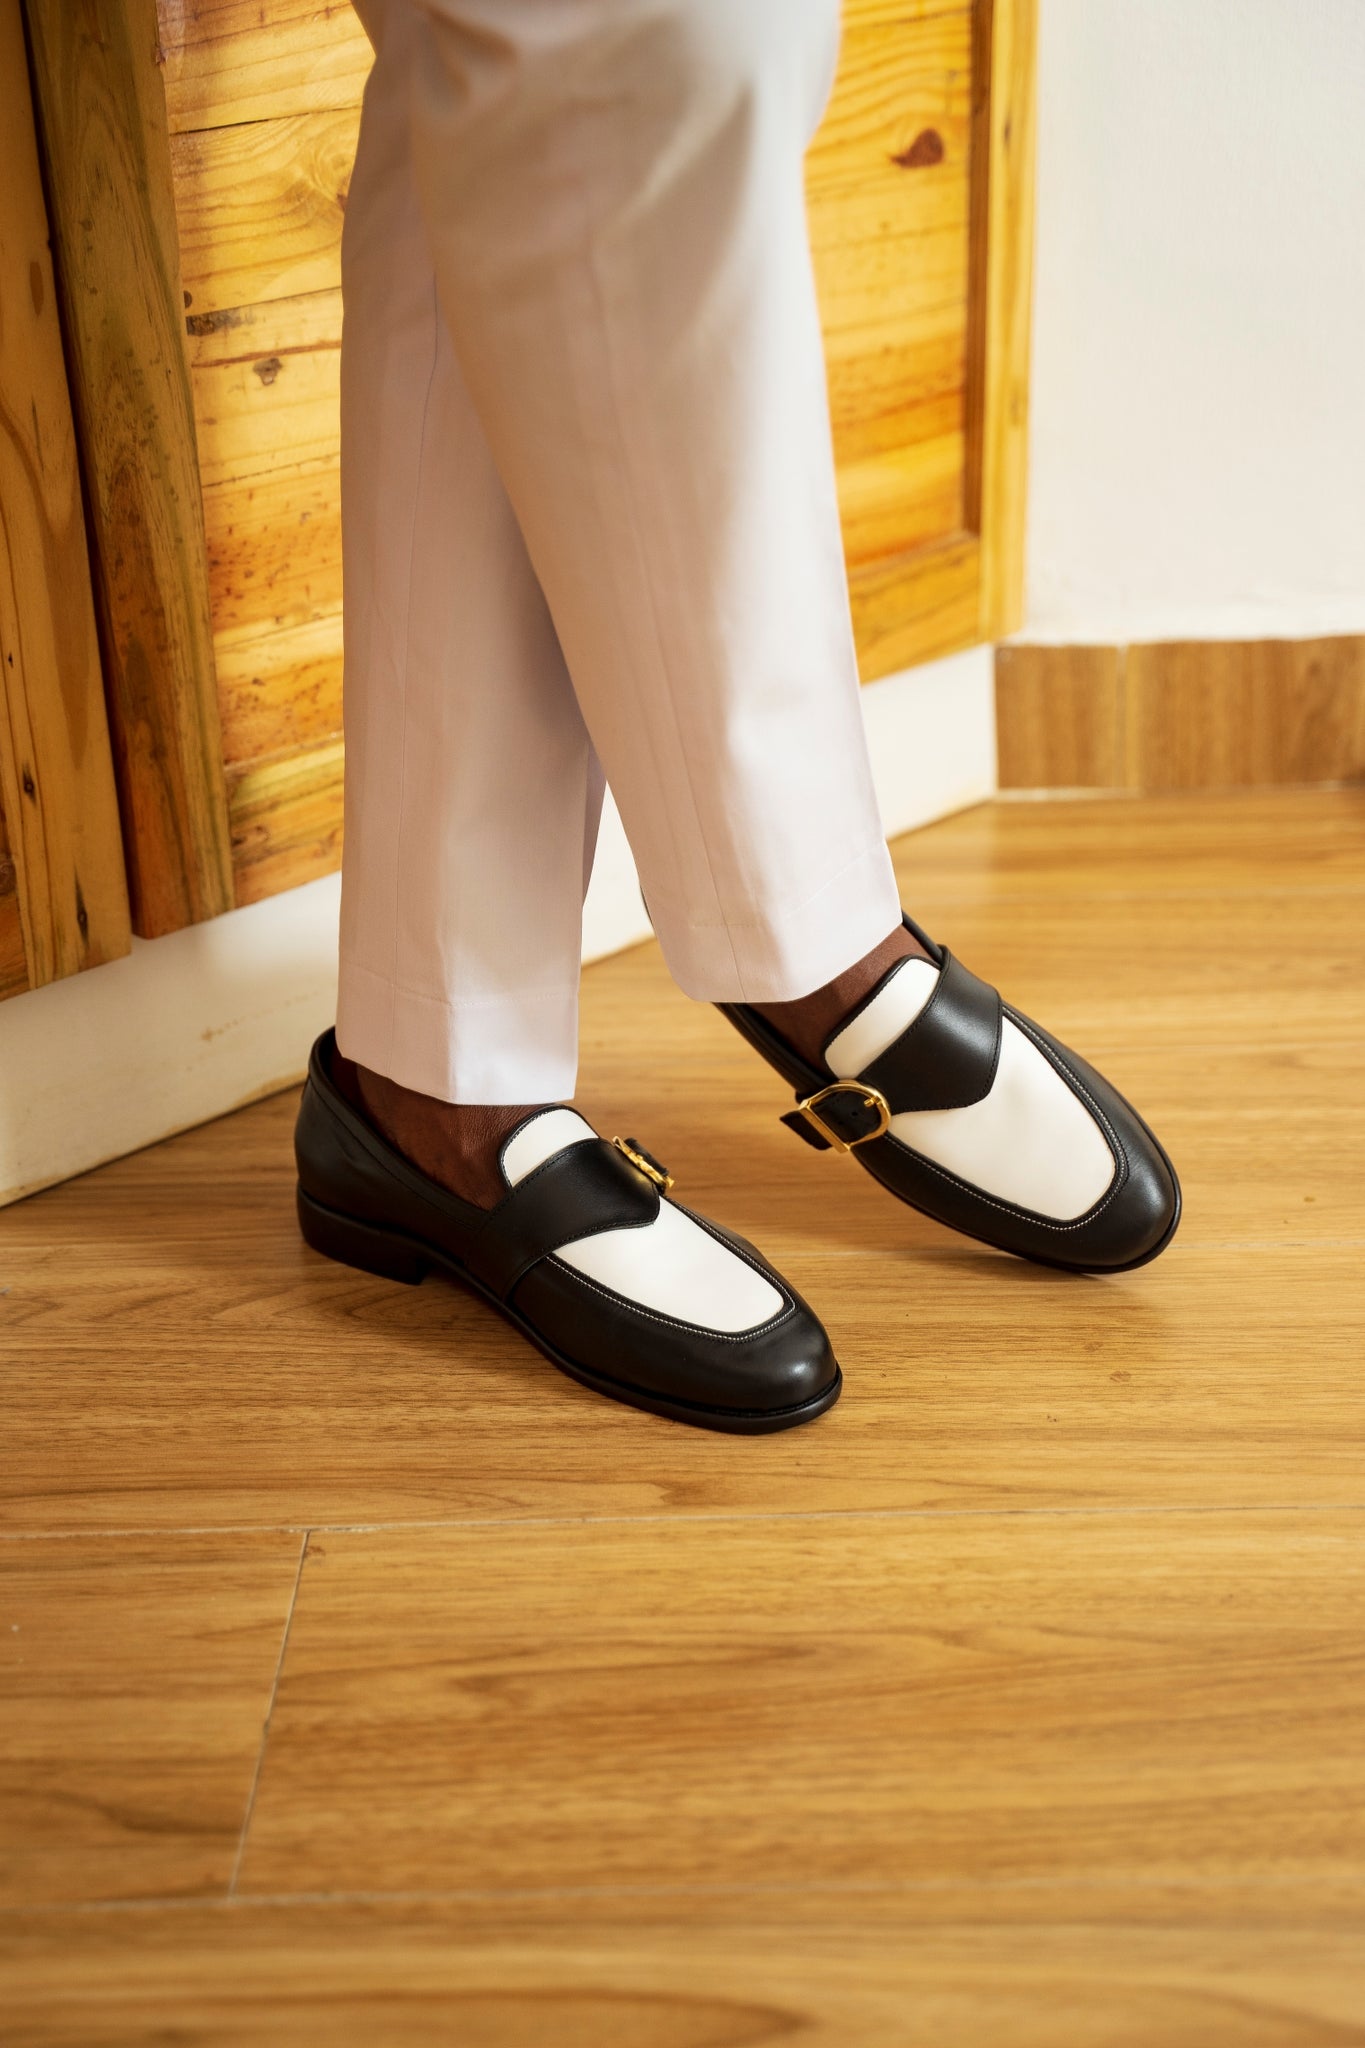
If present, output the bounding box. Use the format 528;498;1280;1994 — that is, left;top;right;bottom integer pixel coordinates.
501;1109;785;1332
825;962;1117;1221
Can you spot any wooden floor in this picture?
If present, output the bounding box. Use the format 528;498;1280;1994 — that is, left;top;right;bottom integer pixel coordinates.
2;788;1364;2045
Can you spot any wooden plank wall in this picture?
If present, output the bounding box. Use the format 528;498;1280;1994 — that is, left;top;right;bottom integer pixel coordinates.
0;794;29;1002
151;0;1029;906
162;3;360;906
0;0;131;996
996;637;1365;792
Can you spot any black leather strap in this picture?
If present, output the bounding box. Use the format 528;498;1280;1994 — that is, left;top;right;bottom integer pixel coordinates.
721;939;1003;1151
855;950;1002;1112
465;1138;660;1301
769;953;1002;1151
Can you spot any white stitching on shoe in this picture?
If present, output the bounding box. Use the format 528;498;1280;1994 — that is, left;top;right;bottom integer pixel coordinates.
546;1260;798;1339
544;1196;798;1340
877;1008;1129;1234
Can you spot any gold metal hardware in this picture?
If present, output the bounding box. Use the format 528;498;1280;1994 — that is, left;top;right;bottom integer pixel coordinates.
611;1135;674;1192
794;1080;892;1153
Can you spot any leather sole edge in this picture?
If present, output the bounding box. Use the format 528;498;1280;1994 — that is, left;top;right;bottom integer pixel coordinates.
295;1186;842;1435
858;1123;1184;1276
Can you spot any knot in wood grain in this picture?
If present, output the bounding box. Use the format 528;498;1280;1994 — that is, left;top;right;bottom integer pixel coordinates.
892;128;944;169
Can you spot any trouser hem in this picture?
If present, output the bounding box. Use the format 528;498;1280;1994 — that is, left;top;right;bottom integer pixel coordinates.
336;955;581;1105
338;834;901;1098
648;836;903;1004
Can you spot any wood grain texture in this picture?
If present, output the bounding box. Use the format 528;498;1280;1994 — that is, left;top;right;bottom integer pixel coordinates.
184;289;341;494
894;784;1365;895
995;637;1365;791
808;6;973;577
2;790;1361;1536
847;530;983;678
0;0;131;998
1125;636;1365;790
5;1221;1364;1526
995;643;1124;788
8;1896;1365;2048
226;737;343;904
169;109;358;319
158;0;372;135
212;611;342;769
2;1237;1360;1532
0;1533;304;1906
167;12;975;563
969;0;1036;638
241;1510;1365;1897
147;0;1036;902
198;440;342;640
1;789;1362;2037
0;793;29;999
809;0;994;682
22;0;233;937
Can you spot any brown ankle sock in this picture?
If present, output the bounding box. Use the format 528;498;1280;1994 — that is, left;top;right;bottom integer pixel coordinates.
751;921;934;1069
331;1051;548;1209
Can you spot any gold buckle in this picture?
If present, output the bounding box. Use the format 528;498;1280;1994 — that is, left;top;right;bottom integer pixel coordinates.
611;1136;674;1193
795;1080;891;1153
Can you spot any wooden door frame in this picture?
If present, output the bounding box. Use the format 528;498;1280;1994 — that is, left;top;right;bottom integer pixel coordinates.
22;0;234;940
1;0;132;992
849;0;1036;681
971;0;1036;647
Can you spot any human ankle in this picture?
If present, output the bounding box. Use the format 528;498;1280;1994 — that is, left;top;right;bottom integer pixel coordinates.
332;1051;548;1208
751;921;933;1068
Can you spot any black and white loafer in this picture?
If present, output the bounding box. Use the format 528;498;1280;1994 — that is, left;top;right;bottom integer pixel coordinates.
294;1030;840;1432
718;917;1181;1273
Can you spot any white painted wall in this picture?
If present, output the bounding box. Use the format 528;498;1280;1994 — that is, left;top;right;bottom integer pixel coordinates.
0;647;994;1204
1023;0;1365;645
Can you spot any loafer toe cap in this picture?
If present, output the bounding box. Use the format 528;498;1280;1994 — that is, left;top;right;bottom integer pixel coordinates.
510;1258;841;1422
742;1305;840;1415
1090;1129;1181;1270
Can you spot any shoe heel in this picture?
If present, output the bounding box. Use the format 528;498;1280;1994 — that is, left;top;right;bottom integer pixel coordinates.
296;1186;430;1285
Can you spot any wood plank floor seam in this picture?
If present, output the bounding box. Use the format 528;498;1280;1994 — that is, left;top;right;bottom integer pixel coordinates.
992;780;1365;800
227;1531;309;1897
921;885;1365;903
4;1869;1362;1915
4;791;1363;2033
5;1501;1365;1546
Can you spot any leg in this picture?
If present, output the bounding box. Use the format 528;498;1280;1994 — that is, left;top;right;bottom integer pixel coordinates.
340;0;921;1194
301;0;861;1420
384;0;1173;1274
400;0;907;1007
337;0;605;1116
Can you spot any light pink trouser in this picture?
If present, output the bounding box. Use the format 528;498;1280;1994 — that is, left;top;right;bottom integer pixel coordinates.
337;0;901;1103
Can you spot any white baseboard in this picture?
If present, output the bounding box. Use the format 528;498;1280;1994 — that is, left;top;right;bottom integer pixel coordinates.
0;644;995;1204
860;642;997;838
